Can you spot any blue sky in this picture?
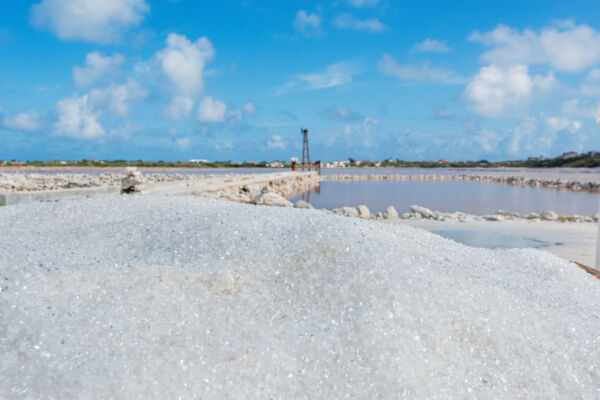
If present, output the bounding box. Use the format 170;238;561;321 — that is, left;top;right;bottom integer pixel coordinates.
0;0;599;162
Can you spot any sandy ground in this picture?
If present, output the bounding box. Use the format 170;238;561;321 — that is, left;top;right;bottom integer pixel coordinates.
395;218;597;266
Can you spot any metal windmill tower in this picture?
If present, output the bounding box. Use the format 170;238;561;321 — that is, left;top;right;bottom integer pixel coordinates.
301;128;310;171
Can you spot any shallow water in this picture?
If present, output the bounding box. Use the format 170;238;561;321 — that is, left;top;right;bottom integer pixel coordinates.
322;167;600;182
432;230;552;249
290;180;600;215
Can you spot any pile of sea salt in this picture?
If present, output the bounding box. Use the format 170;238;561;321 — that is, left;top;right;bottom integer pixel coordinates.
0;195;598;399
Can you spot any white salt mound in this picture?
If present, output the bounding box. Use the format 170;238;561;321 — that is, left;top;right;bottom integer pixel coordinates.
0;195;599;399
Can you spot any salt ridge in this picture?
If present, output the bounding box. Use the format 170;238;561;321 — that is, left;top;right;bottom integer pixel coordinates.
0;195;599;398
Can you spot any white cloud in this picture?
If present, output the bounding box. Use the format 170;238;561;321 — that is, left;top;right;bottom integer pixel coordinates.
580;68;600;97
156;33;215;96
167;126;178;136
197;96;227;123
73;52;124;87
378;54;465;84
469;21;600;72
346;0;379;7
54;95;104;139
163;96;194;120
463;64;556;118
267;135;286;150
243;102;256;115
3;110;43;132
89;79;147;116
341;117;380;147
31;0;149;43
320;105;362;121
413;38;451;53
293;10;321;33
561;98;597;120
332;13;385;33
297;61;361;89
545;116;582;134
176;137;190;149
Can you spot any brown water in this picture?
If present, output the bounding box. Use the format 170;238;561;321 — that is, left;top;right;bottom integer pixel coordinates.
290;180;600;216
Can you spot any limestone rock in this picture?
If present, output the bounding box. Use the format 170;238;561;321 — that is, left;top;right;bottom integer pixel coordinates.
383;206;398;219
121;168;144;194
294;200;313;209
410;205;433;219
333;207;359;217
541;211;558;221
253;192;292;207
357;205;370;219
483;214;504;222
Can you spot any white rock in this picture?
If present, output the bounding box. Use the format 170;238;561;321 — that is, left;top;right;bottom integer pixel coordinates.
253;192;292;207
410;205;434;219
384;206;398;219
334;207;359;217
121;168;144;193
483;214;504;222
357;205;370;219
294;200;313;209
542;211;558;221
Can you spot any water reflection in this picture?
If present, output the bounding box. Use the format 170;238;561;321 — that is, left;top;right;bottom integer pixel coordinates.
290;180;600;215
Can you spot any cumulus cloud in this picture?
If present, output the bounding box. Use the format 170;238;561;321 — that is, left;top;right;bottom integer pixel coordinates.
3;110;43;132
320;105;362;121
413;38;451;53
156;33;215;96
469;21;600;72
378;54;465;84
463;64;556;118
297;61;361;89
332;14;385;33
89;79;148;116
54;95;104;139
163;96;194;120
267;135;286;150
73;52;124;87
545;116;582;134
293;10;321;34
31;0;149;43
197;96;227;123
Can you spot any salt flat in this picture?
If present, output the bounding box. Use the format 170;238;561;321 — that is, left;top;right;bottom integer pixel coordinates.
0;195;599;399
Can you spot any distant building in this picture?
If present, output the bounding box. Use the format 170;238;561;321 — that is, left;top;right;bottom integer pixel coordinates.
0;160;6;166
269;161;283;168
527;156;540;162
562;151;578;159
189;159;210;163
587;151;598;157
439;160;451;164
245;161;257;165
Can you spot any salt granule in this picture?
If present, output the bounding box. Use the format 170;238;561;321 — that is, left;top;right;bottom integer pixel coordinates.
0;195;599;399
